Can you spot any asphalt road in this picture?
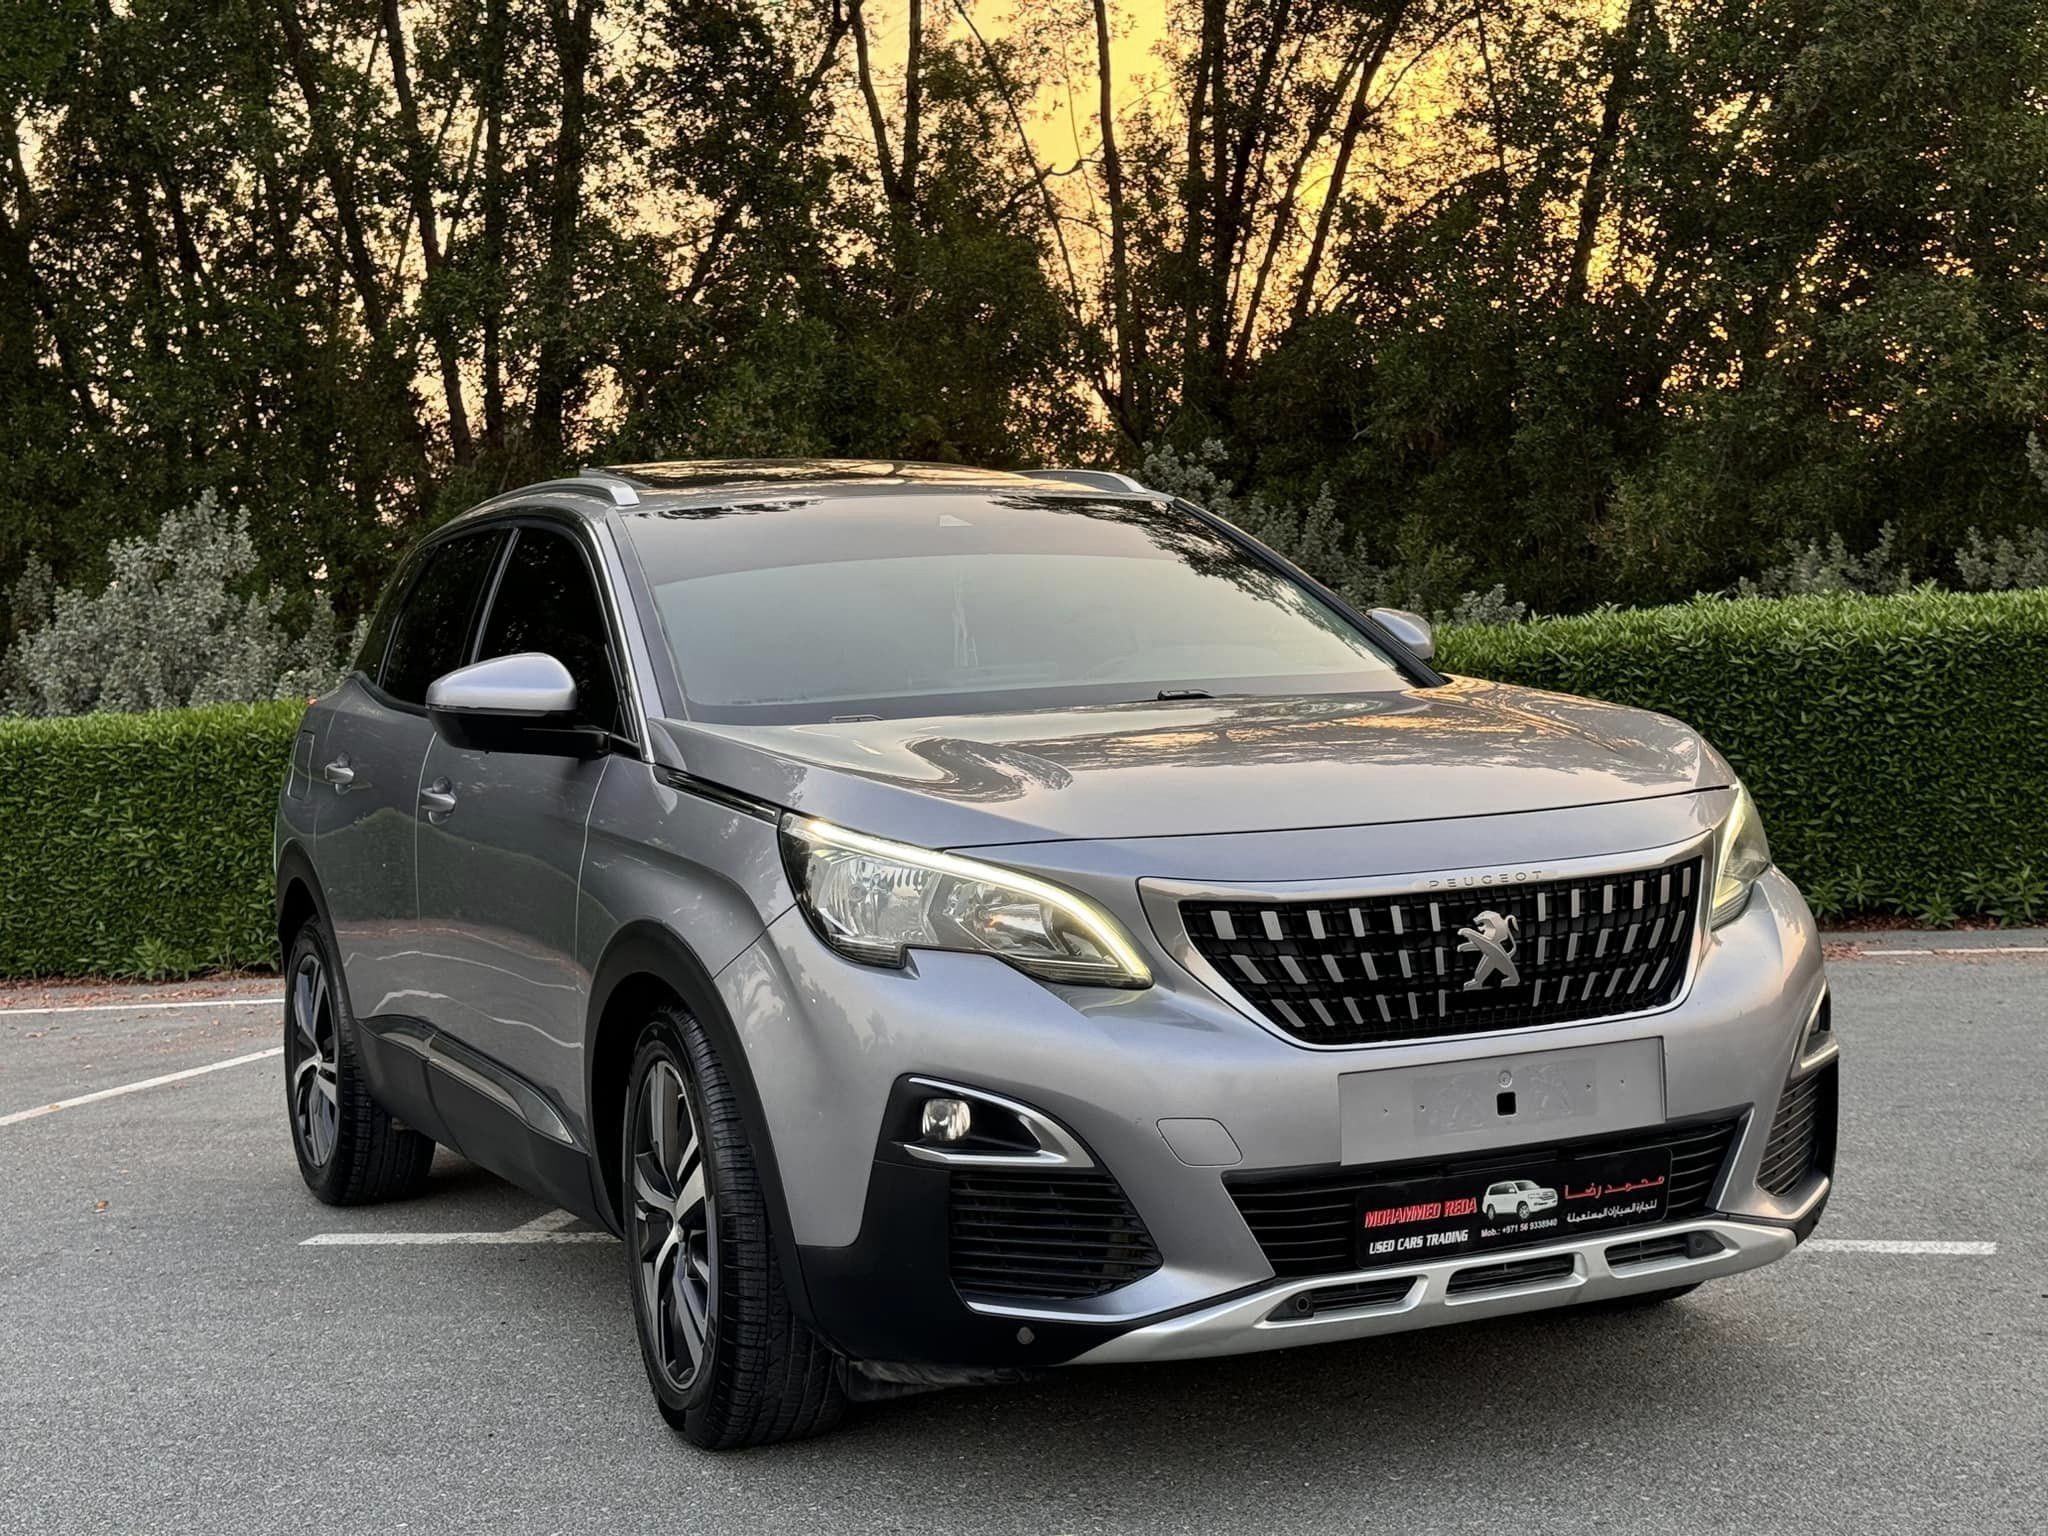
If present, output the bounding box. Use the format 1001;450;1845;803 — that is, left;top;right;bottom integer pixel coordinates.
3;943;2045;1535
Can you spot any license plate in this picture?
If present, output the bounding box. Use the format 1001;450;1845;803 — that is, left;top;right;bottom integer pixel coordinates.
1355;1145;1673;1265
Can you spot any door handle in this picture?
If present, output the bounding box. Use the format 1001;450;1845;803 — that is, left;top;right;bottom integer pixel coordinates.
419;780;458;819
322;757;355;788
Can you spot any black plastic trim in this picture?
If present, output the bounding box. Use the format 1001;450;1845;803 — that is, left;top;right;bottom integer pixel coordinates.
358;1014;604;1224
652;765;780;822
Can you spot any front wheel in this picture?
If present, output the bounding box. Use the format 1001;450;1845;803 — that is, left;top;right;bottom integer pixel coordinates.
622;1003;844;1449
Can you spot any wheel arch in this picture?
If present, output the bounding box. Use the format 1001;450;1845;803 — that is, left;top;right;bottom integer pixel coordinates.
584;922;818;1326
275;841;332;957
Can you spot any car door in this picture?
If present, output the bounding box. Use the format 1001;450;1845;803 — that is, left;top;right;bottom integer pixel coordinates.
412;519;632;1115
319;527;507;1023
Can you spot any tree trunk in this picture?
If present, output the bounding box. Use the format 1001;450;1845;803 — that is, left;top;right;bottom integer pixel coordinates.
382;0;474;462
1177;0;1222;418
680;4;851;306
1565;0;1654;306
0;117;100;423
1092;0;1143;434
530;0;596;459
1232;40;1359;371
273;0;389;341
1291;0;1408;329
481;0;507;449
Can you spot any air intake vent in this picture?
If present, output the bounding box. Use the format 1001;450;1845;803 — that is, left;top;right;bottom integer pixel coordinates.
1182;857;1703;1046
948;1169;1160;1303
1758;1061;1838;1197
1448;1253;1576;1295
1606;1233;1692;1268
1229;1119;1738;1281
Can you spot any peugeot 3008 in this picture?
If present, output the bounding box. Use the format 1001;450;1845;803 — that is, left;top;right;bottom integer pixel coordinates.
274;459;1837;1448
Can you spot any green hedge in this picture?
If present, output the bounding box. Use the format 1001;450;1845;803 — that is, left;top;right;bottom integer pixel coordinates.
1439;589;2048;924
2;589;2045;977
0;702;302;977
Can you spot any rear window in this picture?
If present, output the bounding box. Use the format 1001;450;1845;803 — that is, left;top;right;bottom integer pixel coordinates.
622;492;1407;724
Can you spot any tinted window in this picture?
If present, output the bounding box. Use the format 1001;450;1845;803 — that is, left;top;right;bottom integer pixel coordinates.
380;531;505;705
624;493;1405;723
350;549;420;681
475;527;622;733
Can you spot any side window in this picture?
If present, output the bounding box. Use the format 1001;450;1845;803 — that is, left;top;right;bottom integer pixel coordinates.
350;549;421;683
475;527;624;734
380;531;506;705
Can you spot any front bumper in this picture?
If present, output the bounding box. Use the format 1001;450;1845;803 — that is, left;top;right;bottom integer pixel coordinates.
714;825;1832;1373
1071;1213;1801;1365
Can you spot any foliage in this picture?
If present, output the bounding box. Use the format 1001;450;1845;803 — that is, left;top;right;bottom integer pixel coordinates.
1736;526;1914;599
1438;589;2048;924
5;0;2048;631
0;703;302;976
2;496;347;716
1141;441;1529;625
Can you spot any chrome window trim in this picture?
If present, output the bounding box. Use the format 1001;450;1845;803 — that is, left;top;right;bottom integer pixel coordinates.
1139;827;1719;1053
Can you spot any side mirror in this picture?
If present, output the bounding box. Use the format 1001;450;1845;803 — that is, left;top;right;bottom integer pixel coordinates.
1368;606;1434;662
426;652;597;756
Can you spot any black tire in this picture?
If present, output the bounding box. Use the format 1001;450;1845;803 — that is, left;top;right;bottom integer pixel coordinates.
1516;1201;1530;1221
622;1002;844;1450
283;920;436;1205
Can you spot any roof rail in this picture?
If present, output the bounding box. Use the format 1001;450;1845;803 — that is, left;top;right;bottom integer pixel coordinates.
1019;467;1153;495
571;469;641;506
468;474;642;513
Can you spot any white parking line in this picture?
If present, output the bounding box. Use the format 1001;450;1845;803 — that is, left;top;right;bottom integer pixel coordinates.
510;1209;582;1235
0;1046;285;1128
1804;1239;1998;1255
0;995;284;1018
1836;947;2048;959
302;1224;610;1247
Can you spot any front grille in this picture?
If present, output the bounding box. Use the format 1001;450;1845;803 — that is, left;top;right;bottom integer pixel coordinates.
1182;856;1703;1046
1229;1118;1738;1280
1447;1253;1576;1295
1757;1061;1837;1196
948;1168;1161;1302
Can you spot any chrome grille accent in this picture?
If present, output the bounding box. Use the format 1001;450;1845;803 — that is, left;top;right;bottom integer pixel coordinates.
1180;855;1704;1046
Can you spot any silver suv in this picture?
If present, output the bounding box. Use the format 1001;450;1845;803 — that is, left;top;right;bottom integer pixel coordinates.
274;460;1837;1448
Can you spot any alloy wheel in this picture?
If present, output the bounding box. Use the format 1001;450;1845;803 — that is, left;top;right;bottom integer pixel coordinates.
287;950;340;1167
630;1057;716;1392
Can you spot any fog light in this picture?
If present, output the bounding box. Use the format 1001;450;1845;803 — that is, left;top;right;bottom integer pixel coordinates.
921;1096;973;1143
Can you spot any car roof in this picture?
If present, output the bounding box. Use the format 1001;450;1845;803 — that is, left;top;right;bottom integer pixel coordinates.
446;459;1152;529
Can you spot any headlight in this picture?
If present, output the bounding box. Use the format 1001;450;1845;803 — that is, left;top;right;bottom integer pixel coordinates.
1711;784;1773;927
780;816;1153;988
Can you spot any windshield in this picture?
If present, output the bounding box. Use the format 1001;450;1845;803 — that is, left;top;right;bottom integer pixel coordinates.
622;491;1410;723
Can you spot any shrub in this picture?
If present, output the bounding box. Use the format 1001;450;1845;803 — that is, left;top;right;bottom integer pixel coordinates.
4;589;2045;979
1439;589;2048;922
1139;441;1529;626
2;494;347;717
0;702;302;977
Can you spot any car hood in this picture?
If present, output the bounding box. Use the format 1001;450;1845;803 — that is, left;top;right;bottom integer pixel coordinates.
652;676;1730;850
